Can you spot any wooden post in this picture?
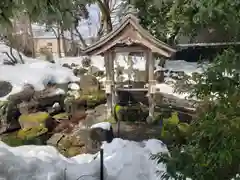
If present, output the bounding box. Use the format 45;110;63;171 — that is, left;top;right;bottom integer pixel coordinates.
110;52;116;110
147;50;155;122
145;51;149;82
100;148;104;180
104;52;112;118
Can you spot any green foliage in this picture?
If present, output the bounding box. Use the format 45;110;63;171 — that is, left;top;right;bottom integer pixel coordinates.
160;111;190;146
129;0;240;42
155;49;240;180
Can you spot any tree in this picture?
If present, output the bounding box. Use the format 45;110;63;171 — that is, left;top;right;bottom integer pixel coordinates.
128;0;240;44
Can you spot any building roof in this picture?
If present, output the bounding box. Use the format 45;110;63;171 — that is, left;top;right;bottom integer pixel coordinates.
83;6;176;57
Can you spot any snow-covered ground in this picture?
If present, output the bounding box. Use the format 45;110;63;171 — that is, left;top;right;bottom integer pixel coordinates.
55;55;204;99
0;44;79;100
0;138;168;180
0;43;204;100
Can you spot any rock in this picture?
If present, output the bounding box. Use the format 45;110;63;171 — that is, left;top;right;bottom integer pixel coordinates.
8;84;35;103
0;101;21;133
17;126;48;140
90;123;114;143
73;68;87;77
18;112;55;130
68;83;80;91
52;112;69;120
62;63;72;69
57;133;87;156
34;88;66;110
79;75;100;93
0;81;13;98
47;133;65;146
18;100;38;114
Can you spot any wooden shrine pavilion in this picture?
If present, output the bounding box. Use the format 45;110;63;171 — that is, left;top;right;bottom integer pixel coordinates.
83;5;176;120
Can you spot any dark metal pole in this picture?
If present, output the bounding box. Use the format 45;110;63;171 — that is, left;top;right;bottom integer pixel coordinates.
100;148;104;180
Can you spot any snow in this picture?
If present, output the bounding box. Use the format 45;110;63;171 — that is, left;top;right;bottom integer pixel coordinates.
0;138;168;180
91;122;112;131
0;44;79;100
156;83;189;99
68;83;80;90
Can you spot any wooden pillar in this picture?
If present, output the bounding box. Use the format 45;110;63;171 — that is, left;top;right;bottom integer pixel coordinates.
147;50;156;122
104;52;112;118
145;51;149;82
110;51;116;110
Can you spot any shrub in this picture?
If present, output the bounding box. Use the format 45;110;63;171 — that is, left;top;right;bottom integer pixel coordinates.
81;57;91;68
154;49;240;180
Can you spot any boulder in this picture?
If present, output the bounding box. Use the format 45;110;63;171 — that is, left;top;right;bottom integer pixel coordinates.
0;81;13;98
34;88;66;110
0;101;21;133
17;126;48;141
89;123;114;143
79;75;100;93
57;133;88;156
47;133;65;146
8;84;35;104
62;63;72;69
73;68;87;77
18;112;55;131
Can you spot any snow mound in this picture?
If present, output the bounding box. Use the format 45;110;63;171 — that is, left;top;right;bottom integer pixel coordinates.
0;138;168;180
0;45;79;100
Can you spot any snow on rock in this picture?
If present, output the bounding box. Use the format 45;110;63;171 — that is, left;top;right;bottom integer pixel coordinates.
0;45;79;100
164;60;206;76
90;122;112;131
0;138;168;180
68;83;80;90
156;83;189;99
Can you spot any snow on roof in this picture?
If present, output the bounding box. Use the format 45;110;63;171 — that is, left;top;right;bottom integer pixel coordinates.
0;138;168;180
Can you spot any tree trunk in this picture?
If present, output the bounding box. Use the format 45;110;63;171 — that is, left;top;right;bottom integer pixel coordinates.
52;26;62;58
70;27;77;56
28;15;36;58
74;26;87;48
96;0;113;36
60;25;67;57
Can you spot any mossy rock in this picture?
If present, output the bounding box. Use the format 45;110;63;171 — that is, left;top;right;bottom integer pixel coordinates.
17;126;48;140
18;112;51;129
58;136;73;150
53;113;69;120
1;132;26;146
79;90;106;108
67;146;81;157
